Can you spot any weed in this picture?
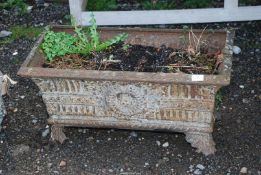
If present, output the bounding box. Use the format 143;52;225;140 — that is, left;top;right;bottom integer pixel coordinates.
0;0;28;14
41;14;128;61
0;26;43;45
86;0;117;11
187;26;208;56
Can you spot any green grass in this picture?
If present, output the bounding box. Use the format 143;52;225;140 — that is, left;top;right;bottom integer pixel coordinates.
0;0;28;14
86;0;117;11
0;26;43;45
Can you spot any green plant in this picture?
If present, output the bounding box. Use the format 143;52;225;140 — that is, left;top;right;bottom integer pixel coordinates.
183;0;213;8
41;31;79;61
0;26;43;45
41;14;128;61
86;0;117;11
0;0;28;14
215;90;223;110
122;44;130;51
239;0;260;6
141;0;175;10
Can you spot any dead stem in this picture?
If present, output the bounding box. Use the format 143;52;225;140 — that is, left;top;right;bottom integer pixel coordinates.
160;65;209;70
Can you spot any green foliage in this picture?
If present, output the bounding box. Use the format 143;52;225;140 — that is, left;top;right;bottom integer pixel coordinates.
141;0;175;10
0;26;43;45
239;0;260;6
215;90;223;110
41;31;79;61
0;0;28;14
122;44;130;51
41;15;128;61
86;0;117;11
183;0;213;9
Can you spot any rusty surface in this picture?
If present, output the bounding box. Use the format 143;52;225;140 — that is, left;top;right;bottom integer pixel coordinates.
17;26;235;155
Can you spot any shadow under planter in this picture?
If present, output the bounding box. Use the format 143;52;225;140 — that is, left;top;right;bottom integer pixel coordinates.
18;26;234;156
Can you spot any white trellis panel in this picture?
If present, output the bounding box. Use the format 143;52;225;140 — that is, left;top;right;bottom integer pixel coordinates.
69;0;261;26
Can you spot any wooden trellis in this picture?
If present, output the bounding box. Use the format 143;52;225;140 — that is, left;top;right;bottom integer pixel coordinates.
69;0;261;26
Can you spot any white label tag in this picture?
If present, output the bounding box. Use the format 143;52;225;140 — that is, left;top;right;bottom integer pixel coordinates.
192;75;204;81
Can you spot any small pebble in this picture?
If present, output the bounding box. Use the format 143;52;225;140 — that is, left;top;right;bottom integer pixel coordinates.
156;140;161;146
42;128;50;137
47;163;52;168
233;46;241;54
239;85;244;89
130;131;138;137
242;98;249;104
0;30;12;38
189;165;194;172
12;51;18;56
196;164;205;170
163;157;170;162
27;6;33;13
13;108;18;112
240;167;247;174
177;154;182;157
32;119;38;124
59;160;66;167
194;169;202;175
162;142;169;147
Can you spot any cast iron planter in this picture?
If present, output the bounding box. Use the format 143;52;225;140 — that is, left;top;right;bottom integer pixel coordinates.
18;26;234;155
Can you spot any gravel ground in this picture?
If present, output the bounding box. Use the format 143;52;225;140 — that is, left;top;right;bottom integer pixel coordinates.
0;3;260;175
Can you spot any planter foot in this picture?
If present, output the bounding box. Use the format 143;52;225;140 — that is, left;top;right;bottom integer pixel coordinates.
51;125;67;144
185;132;216;156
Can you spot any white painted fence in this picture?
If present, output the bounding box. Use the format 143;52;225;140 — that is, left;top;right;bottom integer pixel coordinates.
69;0;261;26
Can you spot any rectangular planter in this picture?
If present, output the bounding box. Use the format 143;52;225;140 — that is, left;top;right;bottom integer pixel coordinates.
18;26;234;155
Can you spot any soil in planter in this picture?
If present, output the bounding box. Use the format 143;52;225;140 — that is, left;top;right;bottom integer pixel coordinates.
42;44;222;74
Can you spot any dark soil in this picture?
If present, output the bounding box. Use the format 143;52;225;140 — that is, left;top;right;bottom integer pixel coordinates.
43;44;219;74
0;3;260;175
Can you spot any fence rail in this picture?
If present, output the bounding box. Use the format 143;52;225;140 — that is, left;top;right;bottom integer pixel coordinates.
69;0;261;26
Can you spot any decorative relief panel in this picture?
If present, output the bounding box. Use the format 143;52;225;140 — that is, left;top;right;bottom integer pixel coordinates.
33;78;215;124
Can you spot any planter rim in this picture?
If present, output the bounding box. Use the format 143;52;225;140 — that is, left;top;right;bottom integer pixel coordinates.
18;26;235;86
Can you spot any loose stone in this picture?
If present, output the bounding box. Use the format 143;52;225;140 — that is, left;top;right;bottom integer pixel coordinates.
240;167;247;174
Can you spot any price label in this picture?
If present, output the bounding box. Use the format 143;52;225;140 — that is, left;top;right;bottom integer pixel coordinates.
192;75;204;81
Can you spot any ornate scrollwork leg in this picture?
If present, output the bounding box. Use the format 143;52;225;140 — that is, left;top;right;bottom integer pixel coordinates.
185;132;216;156
50;125;67;144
